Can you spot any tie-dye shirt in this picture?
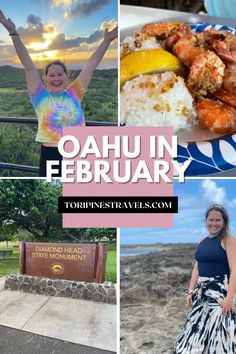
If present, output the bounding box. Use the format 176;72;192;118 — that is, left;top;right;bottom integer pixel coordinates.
29;78;85;143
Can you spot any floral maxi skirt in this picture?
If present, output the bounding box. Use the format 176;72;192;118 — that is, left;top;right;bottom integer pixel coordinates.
174;275;236;354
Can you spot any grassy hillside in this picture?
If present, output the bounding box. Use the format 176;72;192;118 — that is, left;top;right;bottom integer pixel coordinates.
0;66;118;177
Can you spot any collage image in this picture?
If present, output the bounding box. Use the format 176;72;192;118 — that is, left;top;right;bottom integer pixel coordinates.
1;1;236;354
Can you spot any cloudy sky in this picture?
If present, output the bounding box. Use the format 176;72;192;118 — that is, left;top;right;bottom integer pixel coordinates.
0;0;117;68
121;179;236;245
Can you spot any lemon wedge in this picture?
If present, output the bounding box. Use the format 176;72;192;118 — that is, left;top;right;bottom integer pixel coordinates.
120;49;184;86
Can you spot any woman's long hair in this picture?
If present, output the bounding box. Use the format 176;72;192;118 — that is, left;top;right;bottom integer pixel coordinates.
205;204;229;241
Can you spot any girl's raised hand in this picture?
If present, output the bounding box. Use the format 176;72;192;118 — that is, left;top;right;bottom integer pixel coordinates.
104;26;118;43
0;10;16;33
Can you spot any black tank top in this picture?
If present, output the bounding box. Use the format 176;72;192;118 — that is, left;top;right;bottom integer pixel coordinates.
195;236;230;277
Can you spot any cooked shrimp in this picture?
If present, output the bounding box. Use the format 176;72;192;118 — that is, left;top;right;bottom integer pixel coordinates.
187;51;225;97
203;29;226;46
141;22;191;50
212;41;236;63
203;30;236;63
196;98;236;133
215;88;236;108
222;63;236;93
142;22;184;38
164;24;192;50
174;34;205;67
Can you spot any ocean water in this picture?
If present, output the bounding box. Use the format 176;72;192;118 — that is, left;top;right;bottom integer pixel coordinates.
120;249;160;257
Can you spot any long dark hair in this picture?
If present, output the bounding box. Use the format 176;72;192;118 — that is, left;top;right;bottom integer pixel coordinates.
45;61;68;76
205;204;229;241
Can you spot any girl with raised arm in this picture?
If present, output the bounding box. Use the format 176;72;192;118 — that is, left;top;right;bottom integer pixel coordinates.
0;10;117;176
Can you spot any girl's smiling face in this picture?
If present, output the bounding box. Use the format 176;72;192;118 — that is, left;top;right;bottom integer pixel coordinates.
206;210;225;236
46;64;68;93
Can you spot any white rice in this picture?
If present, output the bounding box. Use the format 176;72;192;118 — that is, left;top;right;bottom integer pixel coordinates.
121;34;162;58
120;71;197;132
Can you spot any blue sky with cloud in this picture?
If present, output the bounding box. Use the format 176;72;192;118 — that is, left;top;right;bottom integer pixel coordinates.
121;179;236;245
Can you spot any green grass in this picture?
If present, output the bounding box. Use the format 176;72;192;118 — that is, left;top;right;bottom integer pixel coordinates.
105;241;117;283
0;241;117;283
0;242;19;277
0;242;19;255
0;258;19;277
0;88;18;93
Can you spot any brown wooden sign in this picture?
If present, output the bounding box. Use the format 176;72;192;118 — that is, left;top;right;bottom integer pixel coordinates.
19;242;108;283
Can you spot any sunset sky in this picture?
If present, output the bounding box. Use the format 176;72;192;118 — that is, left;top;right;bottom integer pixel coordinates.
0;0;117;69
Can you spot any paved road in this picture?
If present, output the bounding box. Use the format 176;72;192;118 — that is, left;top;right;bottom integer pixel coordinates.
0;325;115;354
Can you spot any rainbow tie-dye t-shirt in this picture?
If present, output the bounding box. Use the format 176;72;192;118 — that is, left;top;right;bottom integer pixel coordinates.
29;78;85;143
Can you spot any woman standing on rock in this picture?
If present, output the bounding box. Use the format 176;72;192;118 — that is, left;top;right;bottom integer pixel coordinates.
0;10;117;176
174;204;236;354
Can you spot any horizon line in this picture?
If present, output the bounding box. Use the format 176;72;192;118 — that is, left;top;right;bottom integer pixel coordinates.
0;64;118;70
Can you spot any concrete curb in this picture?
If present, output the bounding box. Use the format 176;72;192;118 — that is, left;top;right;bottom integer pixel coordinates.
0;278;116;352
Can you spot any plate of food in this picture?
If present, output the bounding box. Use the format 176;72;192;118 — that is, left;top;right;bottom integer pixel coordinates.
120;21;236;176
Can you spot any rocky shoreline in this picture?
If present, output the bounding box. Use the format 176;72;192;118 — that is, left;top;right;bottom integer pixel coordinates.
120;244;196;354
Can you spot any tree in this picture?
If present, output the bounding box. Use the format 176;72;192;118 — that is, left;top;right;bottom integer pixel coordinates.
0;180;62;241
0;180;116;243
84;228;116;242
0;224;16;248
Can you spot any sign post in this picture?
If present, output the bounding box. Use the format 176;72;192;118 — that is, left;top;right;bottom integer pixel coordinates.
19;241;108;283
